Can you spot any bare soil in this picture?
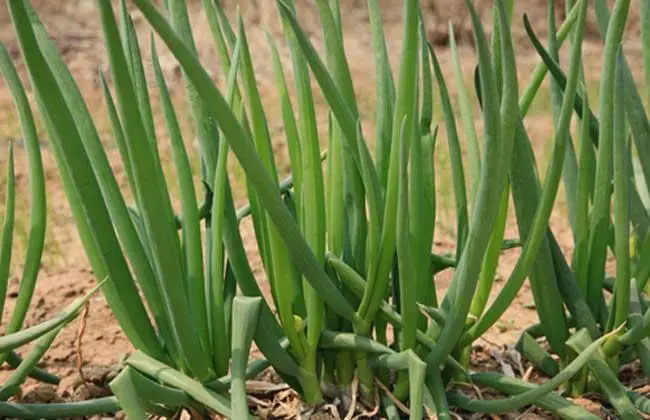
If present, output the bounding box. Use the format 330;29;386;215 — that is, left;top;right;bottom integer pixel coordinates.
0;1;647;418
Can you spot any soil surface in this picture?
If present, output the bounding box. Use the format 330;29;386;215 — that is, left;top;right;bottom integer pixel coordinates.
0;1;647;418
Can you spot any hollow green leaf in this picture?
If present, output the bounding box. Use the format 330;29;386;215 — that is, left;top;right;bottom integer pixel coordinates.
207;34;241;374
327;254;468;376
234;17;311;369
397;116;417;352
449;23;480;210
6;351;59;385
611;51;631;331
407;351;427;420
290;2;333;389
34;1;168;346
168;0;218;182
519;0;585;116
113;365;192;416
0;397;120;418
548;1;579;236
587;0;631;321
593;0;650;217
267;33;302;211
426;368;452;420
98;72;137;198
0;282;101;353
0;143;15;324
358;0;419;334
428;0;517;369
108;368;150;419
275;1;372;187
127;351;234;418
119;3;162;172
525;13;649;250
10;0;166;362
573;72;596;297
567;329;640;419
230;297;262;419
467;372;600;420
312;0;368;288
97;0;212;377
464;0;586;353
449;328;618;413
624;280;650;375
0;325;61;401
151;37;211;368
132;0;361;329
367;0;395;188
0;41;46;336
637;232;650;290
524;19;599;145
409;21;436;317
468;185;509;325
516;332;559;377
430;46;469;264
320;330;394;355
313;0;359;116
641;0;650;103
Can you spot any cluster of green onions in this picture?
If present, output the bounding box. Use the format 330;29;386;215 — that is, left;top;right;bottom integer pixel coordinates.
1;0;650;418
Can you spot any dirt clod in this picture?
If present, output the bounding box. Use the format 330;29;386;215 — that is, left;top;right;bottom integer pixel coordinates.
19;384;60;404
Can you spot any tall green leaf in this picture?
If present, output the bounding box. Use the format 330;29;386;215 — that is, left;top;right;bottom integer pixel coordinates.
151;38;211;368
168;0;218;181
96;0;212;378
0;39;46;349
0;143;15;323
587;0;631;320
427;0;517;368
9;0;166;362
132;0;361;328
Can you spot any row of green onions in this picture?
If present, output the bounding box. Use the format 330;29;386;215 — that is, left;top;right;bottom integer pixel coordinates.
1;0;650;417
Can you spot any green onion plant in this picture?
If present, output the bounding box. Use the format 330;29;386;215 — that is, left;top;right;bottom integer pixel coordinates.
0;41;55;400
3;0;650;417
0;37;111;413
